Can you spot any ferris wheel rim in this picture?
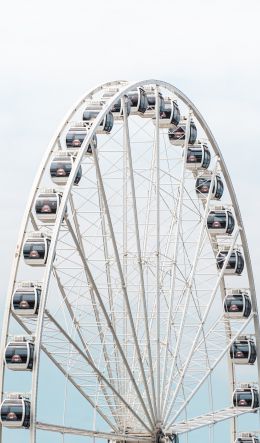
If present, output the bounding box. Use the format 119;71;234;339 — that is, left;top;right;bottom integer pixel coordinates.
0;79;259;443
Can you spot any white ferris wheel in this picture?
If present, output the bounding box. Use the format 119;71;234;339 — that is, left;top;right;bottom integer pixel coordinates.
0;79;259;443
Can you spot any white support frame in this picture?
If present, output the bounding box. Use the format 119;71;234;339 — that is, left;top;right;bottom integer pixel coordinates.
0;79;259;443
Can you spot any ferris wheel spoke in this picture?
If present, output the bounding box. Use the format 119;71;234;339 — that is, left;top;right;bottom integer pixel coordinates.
122;98;157;418
64;200;122;399
167;406;259;434
92;147;156;425
169;313;254;425
52;267;123;427
44;310;152;431
163;228;241;424
63;214;154;428
12;312;118;431
160;113;191;409
36;421;151;441
96;169;123;400
162;160;219;417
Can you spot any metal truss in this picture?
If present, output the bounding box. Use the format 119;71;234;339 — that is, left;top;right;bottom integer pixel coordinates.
0;79;259;443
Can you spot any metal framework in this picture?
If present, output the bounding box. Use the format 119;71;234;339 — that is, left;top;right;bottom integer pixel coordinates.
0;79;259;443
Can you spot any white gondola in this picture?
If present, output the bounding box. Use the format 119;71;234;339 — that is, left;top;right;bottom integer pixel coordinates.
12;282;41;316
235;433;260;443
195;172;224;200
230;336;256;365
66;124;97;153
186;142;211;170
102;89;131;120
128;87;148;115
216;247;244;275
23;232;51;266
224;290;252;318
207;207;235;235
233;384;259;408
83;101;114;134
5;337;34;371
141;86;165;118
0;394;30;428
50;152;82;186
168;117;197;146
153;98;180;129
35;189;65;223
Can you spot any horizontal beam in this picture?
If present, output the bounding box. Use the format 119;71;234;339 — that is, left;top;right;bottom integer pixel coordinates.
36;421;152;442
168;407;258;434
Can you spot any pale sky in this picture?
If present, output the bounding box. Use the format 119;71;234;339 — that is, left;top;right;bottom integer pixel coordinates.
0;1;260;440
1;0;259;299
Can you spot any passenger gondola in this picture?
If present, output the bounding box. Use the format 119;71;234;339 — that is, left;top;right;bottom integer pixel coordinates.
216;248;244;275
230;337;256;365
50;152;82;186
128;87;148;115
195;173;224;200
235;433;259;443
154;98;180;129
5;337;34;371
35;190;65;223
141;87;165;118
83;101;114;134
233;385;259;409
23;232;51;266
102;90;131;120
12;282;41;316
186;143;211;170
66;125;97;153
224;290;252;318
168;118;197;146
207;207;235;235
0;395;30;428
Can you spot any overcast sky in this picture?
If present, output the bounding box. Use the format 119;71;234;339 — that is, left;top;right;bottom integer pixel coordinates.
1;0;260;303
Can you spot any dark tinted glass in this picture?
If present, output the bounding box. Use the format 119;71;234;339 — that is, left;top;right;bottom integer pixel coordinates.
139;91;148;113
104;113;113;132
13;292;36;311
66;131;86;147
207;212;227;229
129;92;138;107
1;402;23;422
196;178;214;194
189;122;197;144
35;198;57;214
50;161;72;177
5;345;28;364
233;392;252;405
111;99;121;113
202;148;211;168
74;165;82;184
224;295;244;313
83;110;99;121
169;125;185;141
187;148;203;164
230;342;249;359
217;252;236;269
227;212;235;233
237;253;244;273
23;242;45;260
216;178;224;197
172;102;180;126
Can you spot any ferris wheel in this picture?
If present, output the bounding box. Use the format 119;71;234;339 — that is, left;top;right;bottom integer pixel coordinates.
0;79;260;443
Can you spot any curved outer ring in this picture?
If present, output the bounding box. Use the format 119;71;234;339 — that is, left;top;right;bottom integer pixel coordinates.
0;79;259;443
